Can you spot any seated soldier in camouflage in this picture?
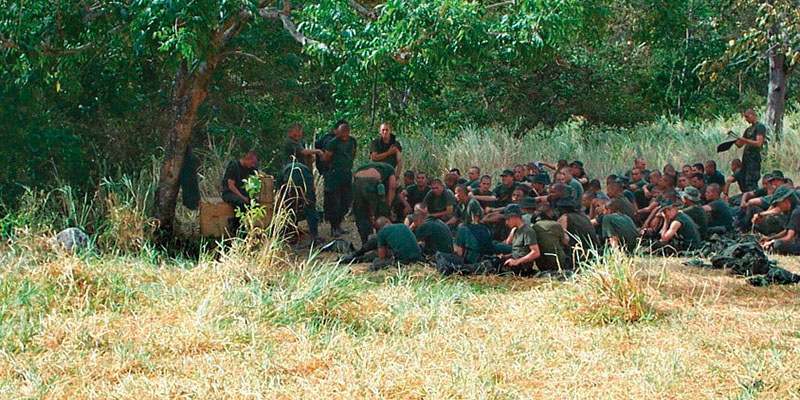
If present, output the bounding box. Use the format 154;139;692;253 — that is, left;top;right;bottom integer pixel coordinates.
352;162;398;246
392;170;415;222
753;184;798;238
761;185;800;255
434;209;495;276
410;212;454;256
497;205;541;276
556;196;600;265
370;217;423;271
422;179;456;221
679;186;708;241
594;198;639;253
532;204;570;272
466;166;482;189
606;180;638;224
448;184;483;227
403;172;430;210
276;162;320;244
491;170;520;209
471;175;496;208
737;173;775;231
702;183;735;235
444;172;460;193
648;199;703;256
747;173;793;235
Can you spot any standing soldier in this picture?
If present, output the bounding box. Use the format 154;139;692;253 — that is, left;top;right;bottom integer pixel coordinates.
276;162;320;244
370;122;402;174
281;124;323;167
352;162;398;246
735;109;767;192
322;122;357;237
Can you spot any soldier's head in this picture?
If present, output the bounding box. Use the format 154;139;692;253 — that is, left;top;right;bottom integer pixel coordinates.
241;152;258;169
449;168;462;179
479;175;492;192
705;160;717;175
743;108;757;124
444;173;459;190
690;173;705;190
288;123;303;140
560;167;573;180
554;171;568;185
337;122;351;139
692;163;705;175
511;187;525;203
403;170;415;186
682;164;692;175
549;183;567;201
430;179;445;196
375;217;392;231
513;165;526;182
379;122;393;140
410;212;426;229
607;181;624;198
415;172;428;187
660;173;676;190
582;191;596;209
468;166;480;182
500;170;515;186
634;157;647;171
631;168;643;182
455;184;470;203
649;170;662;187
705;184;722;201
677;174;689;189
731;159;743;173
663;164;677;177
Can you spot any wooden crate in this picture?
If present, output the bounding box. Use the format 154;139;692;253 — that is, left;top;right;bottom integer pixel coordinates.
199;197;235;237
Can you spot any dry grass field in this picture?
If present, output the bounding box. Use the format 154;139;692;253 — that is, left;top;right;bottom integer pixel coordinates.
3;224;800;399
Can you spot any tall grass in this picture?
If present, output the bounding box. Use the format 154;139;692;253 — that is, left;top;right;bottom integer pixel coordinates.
397;113;800;184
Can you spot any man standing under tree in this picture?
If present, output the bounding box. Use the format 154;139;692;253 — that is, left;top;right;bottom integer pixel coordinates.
369;122;402;174
281;124;323;167
322;122;357;237
736;109;767;192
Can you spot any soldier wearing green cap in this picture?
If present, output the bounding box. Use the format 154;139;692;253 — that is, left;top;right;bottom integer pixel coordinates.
491;170;520;208
751;184;797;236
680;186;708;240
761;185;800;255
649;199;702;255
496;204;541;275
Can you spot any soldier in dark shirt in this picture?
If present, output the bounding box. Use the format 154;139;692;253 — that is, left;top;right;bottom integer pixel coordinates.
221;151;259;210
369;122;402;173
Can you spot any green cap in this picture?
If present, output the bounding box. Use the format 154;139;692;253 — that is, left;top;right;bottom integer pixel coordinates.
519;197;537;209
658;198;678;212
502;204;523;218
767;170;786;182
770;185;795;206
680;186;702;203
500;169;514;177
530;173;549;185
556;196;577;210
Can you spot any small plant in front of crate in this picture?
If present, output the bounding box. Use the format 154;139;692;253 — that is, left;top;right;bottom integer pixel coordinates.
236;175;270;231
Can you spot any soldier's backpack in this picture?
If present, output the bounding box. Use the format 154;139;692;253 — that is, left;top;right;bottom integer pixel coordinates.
711;242;771;276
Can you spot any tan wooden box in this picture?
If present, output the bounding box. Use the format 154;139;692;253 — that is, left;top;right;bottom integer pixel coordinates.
200;174;276;237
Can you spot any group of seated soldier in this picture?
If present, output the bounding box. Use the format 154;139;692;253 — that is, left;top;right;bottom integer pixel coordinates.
221;119;799;275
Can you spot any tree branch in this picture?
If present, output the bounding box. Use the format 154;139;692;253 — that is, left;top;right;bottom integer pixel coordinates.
487;1;514;9
258;8;328;51
349;0;377;19
0;36;17;50
221;50;267;64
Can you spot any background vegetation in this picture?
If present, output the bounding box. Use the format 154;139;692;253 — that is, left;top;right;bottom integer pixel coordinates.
1;0;797;210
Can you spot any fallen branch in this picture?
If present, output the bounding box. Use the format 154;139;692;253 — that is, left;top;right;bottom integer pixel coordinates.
258;8;328;51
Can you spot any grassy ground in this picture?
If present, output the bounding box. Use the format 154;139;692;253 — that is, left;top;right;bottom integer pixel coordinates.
2;112;800;398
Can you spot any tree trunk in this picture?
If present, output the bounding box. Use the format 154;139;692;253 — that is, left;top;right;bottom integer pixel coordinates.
766;51;787;142
155;58;219;231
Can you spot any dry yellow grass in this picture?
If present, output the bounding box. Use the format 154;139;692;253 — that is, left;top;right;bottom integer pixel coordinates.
3;233;800;399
